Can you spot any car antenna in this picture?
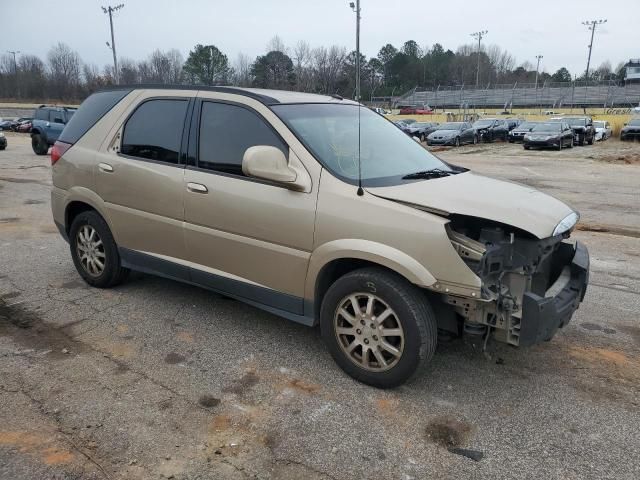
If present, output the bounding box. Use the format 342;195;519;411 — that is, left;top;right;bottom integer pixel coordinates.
356;97;363;196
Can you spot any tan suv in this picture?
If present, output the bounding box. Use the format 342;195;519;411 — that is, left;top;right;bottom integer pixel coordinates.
51;87;589;388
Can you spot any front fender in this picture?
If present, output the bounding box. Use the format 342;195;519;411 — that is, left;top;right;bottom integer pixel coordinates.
304;239;437;301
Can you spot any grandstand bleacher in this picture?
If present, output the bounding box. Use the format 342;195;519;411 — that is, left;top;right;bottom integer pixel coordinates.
385;82;640;109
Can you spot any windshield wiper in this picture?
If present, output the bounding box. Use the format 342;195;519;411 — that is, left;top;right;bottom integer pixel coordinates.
402;168;457;179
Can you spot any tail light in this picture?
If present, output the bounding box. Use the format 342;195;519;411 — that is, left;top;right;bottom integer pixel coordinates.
51;141;72;165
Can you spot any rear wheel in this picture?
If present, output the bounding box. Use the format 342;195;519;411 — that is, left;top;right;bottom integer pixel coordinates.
69;211;129;288
320;268;437;388
31;134;48;155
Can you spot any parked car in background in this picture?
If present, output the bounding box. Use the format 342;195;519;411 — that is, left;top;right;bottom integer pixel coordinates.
399;106;433;115
551;117;595;146
371;107;390;115
404;122;440;142
0;131;6;150
593;121;612;141
16;120;32;133
12;117;32;131
508;121;538;143
620;119;640;141
426;122;476;146
0;119;16;131
506;118;522;131
50;86;589;388
471;118;509;142
523;122;574;150
30;105;77;155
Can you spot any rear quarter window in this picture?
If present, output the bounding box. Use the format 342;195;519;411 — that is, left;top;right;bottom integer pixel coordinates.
58;89;131;144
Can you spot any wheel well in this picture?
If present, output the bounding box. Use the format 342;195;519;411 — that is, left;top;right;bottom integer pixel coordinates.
314;258;399;321
65;201;96;234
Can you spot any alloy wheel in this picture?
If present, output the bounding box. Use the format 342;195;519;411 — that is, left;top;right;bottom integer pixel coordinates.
333;293;405;372
75;225;106;277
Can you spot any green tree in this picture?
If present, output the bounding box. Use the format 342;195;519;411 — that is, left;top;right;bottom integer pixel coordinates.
251;51;295;89
183;44;230;85
551;67;572;82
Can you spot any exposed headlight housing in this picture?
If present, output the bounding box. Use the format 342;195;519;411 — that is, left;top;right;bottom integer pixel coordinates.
553;212;579;236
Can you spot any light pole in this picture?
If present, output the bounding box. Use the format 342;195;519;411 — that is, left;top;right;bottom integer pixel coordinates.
102;4;125;83
582;19;606;80
470;30;487;88
349;1;361;101
7;51;20;74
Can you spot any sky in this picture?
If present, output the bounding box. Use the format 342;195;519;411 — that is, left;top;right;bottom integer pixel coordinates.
1;0;638;79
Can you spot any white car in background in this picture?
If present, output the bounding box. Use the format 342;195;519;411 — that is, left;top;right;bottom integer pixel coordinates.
594;120;612;141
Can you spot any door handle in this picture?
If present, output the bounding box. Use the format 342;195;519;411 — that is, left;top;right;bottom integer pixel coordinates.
187;182;208;194
98;162;114;173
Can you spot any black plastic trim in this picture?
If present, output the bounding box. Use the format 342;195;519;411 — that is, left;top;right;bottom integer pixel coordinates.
118;247;314;326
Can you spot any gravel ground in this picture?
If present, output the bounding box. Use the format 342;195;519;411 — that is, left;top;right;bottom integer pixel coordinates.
1;132;639;479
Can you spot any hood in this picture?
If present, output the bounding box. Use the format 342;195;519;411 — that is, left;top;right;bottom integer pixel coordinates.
429;129;457;137
366;172;574;239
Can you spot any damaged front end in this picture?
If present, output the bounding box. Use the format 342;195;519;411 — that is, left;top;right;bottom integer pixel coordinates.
442;215;589;347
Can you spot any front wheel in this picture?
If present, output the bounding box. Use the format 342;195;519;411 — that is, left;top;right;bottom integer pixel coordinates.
420;133;426;142
320;268;437;388
473;135;478;145
69;211;129;288
31;134;48;155
455;137;460;147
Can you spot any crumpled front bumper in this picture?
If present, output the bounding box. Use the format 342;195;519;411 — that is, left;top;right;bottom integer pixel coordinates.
517;241;589;346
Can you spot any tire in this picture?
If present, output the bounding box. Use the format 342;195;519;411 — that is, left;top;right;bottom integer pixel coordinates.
455;137;460;147
587;135;594;145
31;134;48;155
320;267;437;389
578;135;585;146
568;138;574;148
69;211;129;288
524;145;530;150
473;135;478;145
420;133;425;142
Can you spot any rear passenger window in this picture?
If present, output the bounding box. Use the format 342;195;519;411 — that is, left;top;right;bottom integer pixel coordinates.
198;102;287;176
121;99;188;164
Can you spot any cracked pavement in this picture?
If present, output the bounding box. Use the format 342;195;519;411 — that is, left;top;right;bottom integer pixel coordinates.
1;132;639;479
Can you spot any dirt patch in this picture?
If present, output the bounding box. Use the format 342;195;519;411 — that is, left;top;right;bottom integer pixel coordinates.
576;223;640;239
285;378;321;394
176;331;195;343
223;371;259;396
198;395;221;409
0;431;76;466
617;325;640;345
580;322;617;334
597;154;640;165
164;352;186;364
0;217;20;223
24;199;45;205
209;415;231;432
425;416;475;447
568;346;631;366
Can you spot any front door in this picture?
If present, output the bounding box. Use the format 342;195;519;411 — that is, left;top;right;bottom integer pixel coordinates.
183;99;316;313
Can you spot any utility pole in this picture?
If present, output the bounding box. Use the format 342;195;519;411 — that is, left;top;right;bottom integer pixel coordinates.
7;51;20;74
534;55;543;90
349;1;361;101
582;19;606;80
102;4;125;83
470;30;488;88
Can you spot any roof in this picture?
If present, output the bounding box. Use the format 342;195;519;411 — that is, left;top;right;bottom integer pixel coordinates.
99;84;358;106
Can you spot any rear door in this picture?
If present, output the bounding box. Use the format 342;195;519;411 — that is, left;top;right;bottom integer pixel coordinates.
94;92;193;273
182;96;317;313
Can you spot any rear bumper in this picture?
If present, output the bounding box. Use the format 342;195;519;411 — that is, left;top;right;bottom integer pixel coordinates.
517;242;589;346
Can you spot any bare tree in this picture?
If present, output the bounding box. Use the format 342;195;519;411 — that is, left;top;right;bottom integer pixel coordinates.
313;45;346;93
266;35;287;54
232;53;252;87
293;40;313;91
47;42;82;99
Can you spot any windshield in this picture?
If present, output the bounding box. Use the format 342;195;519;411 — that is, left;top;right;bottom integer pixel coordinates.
532;123;561;133
414;122;435;127
565;118;587;126
438;123;463;130
272;104;453;186
402;119;416;124
628;119;640;126
518;122;537;130
593;121;605;128
472;120;494;128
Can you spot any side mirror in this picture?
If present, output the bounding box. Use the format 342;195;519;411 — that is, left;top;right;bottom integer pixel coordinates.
242;145;298;185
